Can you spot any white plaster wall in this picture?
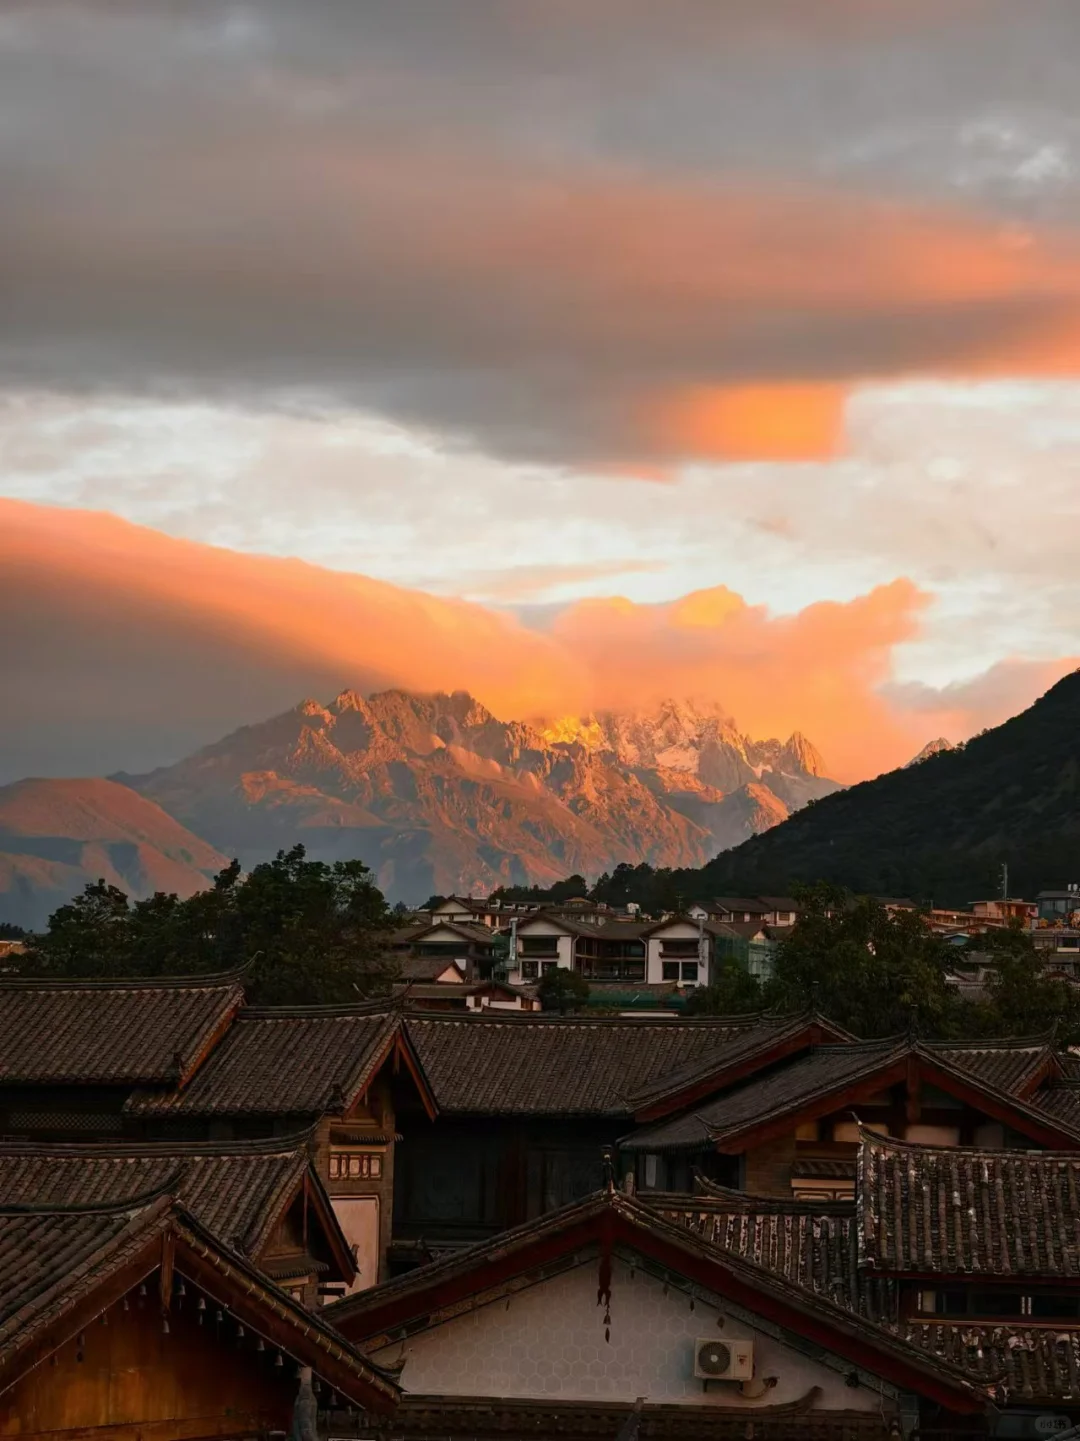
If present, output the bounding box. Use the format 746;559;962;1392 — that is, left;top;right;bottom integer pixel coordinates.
646;921;703;985
332;1196;380;1295
373;1255;887;1412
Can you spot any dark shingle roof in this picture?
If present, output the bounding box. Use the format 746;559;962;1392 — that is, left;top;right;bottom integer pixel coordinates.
403;1012;771;1117
927;1037;1052;1096
126;1005;398;1117
625;1035;1080;1153
649;1188;896;1324
398;955;466;982
623;1038;905;1151
904;1325;1080;1404
0;1134;314;1255
625;1014;845;1113
0;1195;399;1408
1034;1081;1080;1132
0;1197;162;1341
0;971;244;1086
859;1130;1080;1276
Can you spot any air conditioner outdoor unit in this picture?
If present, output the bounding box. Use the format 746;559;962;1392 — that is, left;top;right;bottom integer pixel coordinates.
693;1337;754;1382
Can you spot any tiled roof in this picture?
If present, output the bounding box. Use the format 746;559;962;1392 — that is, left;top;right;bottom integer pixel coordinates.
398;955;465;982
704;898;771;915
625;1036;1080;1152
0;1196;163;1343
926;1037;1053;1096
859;1131;1080;1275
623;1038;906;1151
1033;1081;1080;1132
0;1195;399;1409
625;1014;845;1113
649;1188;896;1323
126;1005;399;1117
0;971;243;1086
0;1134;314;1255
904;1325;1080;1404
403;1013;771;1117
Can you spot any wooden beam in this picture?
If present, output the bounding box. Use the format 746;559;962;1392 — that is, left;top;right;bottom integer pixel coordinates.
160;1231;175;1313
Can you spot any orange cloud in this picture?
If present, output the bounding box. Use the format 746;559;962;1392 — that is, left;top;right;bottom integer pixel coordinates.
651;383;847;461
0;500;1067;784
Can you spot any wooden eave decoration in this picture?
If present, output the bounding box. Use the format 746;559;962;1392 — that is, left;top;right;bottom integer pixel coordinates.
0;1204;399;1413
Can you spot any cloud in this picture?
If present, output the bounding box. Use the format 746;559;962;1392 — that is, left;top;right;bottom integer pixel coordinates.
2;500;1067;786
5;4;1080;464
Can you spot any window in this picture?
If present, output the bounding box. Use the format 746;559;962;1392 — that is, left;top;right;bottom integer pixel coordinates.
520;960;539;980
328;1149;383;1180
662;962;680;981
520;936;560;958
680;961;699;982
541;961;559;975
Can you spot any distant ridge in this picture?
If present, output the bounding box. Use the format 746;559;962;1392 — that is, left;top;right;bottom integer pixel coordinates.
0;777;228;930
689;669;1080;906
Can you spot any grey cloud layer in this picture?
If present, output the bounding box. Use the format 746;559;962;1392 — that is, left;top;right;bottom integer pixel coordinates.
5;1;1080;462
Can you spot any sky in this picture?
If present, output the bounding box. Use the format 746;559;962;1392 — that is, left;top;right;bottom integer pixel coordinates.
4;1;1080;784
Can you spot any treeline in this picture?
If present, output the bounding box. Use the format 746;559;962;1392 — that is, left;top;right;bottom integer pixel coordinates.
686;884;1080;1045
17;845;396;1005
14;861;1080;1046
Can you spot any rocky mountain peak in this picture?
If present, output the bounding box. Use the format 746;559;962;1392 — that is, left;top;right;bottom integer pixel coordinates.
906;737;954;766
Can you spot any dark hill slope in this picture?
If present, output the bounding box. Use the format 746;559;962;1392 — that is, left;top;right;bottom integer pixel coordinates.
690;669;1080;906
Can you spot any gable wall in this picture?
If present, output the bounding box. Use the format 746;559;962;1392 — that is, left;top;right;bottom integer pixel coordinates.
371;1252;891;1414
1;1289;294;1437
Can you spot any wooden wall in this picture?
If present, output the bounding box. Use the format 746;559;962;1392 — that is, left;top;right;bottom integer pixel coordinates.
1;1295;295;1440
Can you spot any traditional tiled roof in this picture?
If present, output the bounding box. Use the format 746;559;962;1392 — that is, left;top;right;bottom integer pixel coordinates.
0;1133;317;1257
397;955;466;982
625;1014;849;1115
648;1187;896;1324
904;1325;1080;1405
702;898;771;915
859;1130;1080;1275
623;1038;906;1152
1033;1080;1080;1132
0;1195;165;1344
402;1012;775;1117
925;1036;1054;1096
0;1194;399;1408
126;1004;401;1117
625;1036;1080;1152
329;1187;986;1413
0;971;244;1086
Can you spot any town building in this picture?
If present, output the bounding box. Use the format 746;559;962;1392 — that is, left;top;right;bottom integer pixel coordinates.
0;1191;398;1439
327;1130;1080;1438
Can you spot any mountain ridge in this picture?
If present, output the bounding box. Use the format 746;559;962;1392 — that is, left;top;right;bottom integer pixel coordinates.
686;668;1080;905
112;688;839;903
0;777;229;931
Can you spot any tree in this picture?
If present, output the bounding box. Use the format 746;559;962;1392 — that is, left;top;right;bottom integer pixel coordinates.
766;884;957;1037
683;958;766;1016
958;924;1080;1045
536;967;590;1013
0;922;25;940
21;846;397;1005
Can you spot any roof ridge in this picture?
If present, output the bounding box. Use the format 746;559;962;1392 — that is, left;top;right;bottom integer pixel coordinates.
0;1128;317;1161
403;1009;777;1027
856;1121;1080;1160
235;1000;395;1020
0;964;249;992
0;1179;182;1217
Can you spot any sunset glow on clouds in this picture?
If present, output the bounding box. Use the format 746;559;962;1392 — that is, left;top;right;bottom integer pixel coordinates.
4;2;1080;786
